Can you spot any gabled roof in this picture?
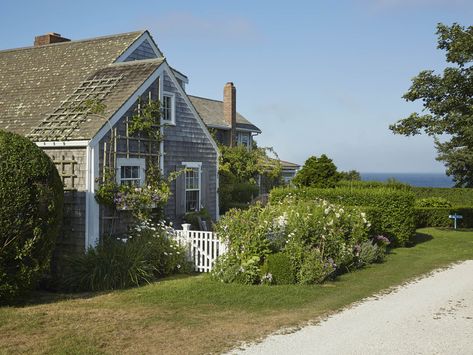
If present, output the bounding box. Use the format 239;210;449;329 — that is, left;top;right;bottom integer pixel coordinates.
0;31;156;140
188;95;261;133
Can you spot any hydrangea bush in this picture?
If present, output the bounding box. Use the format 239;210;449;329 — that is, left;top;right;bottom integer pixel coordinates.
211;197;385;285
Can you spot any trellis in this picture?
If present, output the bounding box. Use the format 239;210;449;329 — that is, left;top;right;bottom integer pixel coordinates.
100;81;162;236
28;75;123;141
52;155;78;190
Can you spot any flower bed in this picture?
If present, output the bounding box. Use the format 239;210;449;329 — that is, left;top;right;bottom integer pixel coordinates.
211;197;389;285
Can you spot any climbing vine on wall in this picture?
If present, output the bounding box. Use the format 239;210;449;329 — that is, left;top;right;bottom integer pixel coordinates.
94;98;177;221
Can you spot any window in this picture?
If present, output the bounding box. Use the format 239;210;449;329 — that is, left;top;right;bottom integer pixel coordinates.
162;92;175;123
116;158;146;186
183;162;201;212
237;132;251;149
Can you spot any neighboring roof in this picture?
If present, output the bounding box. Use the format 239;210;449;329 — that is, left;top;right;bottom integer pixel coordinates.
0;31;148;140
280;160;300;170
188;95;261;133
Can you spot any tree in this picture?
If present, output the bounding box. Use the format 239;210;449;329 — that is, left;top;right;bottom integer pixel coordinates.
339;170;361;181
218;144;282;213
293;154;341;188
390;23;473;187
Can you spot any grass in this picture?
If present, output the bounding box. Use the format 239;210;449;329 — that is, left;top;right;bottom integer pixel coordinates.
1;228;473;354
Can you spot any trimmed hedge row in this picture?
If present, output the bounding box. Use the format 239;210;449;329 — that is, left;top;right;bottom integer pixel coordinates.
415;206;473;228
270;187;416;246
413;187;473;206
337;180;412;191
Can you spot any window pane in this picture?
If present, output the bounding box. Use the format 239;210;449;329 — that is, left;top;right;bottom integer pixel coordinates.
186;190;199;212
185;168;199;189
163;95;171;121
131;166;139;179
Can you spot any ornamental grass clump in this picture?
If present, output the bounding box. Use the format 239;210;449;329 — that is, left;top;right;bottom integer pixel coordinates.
61;220;189;292
211;197;381;285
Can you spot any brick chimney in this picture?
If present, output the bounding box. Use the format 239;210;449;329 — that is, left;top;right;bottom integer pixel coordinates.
34;32;70;46
223;82;237;146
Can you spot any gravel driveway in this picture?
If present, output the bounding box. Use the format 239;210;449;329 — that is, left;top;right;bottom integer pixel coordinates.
232;260;473;355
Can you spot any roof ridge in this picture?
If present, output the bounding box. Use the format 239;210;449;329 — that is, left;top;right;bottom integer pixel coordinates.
188;94;223;103
109;57;165;67
0;30;145;54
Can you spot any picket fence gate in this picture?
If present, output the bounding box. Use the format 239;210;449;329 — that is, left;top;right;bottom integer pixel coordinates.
173;227;227;272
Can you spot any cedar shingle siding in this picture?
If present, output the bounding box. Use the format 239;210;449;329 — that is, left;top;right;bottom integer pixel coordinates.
162;71;219;223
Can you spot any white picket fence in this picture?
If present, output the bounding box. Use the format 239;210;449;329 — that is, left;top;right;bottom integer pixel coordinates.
173;227;227;272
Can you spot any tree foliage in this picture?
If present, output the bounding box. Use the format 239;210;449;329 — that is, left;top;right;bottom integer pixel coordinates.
389;23;473;187
293;154;341;188
218;144;282;212
339;170;361;181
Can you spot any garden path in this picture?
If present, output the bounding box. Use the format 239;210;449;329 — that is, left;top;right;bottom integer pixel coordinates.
232;260;473;355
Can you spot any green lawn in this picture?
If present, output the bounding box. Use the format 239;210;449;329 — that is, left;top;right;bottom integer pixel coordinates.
1;228;473;354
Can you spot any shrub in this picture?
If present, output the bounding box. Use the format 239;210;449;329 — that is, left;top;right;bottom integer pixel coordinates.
415;206;473;228
212;198;371;285
356;237;388;266
297;250;335;285
183;208;211;230
270;186;416;246
0;131;64;303
260;253;295;285
413;187;473;206
61;221;188;291
336;180;412;191
415;197;452;208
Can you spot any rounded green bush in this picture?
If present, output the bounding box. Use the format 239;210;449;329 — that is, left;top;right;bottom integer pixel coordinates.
415;197;452;208
0;130;63;303
261;253;295;285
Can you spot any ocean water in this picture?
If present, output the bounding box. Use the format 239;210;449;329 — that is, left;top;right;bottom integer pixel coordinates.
361;173;454;188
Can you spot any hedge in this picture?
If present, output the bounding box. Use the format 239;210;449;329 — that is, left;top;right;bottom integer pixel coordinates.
337;180;412;191
270;187;416;246
415;206;473;228
0;130;64;304
413;187;473;206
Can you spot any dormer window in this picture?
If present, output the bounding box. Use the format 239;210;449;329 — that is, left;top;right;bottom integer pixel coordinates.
162;92;175;124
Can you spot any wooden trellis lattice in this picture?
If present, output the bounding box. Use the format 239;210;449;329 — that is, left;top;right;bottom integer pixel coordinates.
53;155;78;190
28;75;124;141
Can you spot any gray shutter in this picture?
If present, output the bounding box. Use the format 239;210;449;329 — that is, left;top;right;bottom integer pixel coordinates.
175;165;186;217
201;167;210;210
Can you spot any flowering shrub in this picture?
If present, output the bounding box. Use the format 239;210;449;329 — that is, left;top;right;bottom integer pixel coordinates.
212;197;377;285
270;186;416;246
61;220;189;291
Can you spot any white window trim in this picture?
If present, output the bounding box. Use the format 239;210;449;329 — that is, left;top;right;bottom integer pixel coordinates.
183;162;202;212
116;158;146;186
162;91;176;125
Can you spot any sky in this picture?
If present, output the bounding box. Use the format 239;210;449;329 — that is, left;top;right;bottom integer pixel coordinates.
1;0;473;173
